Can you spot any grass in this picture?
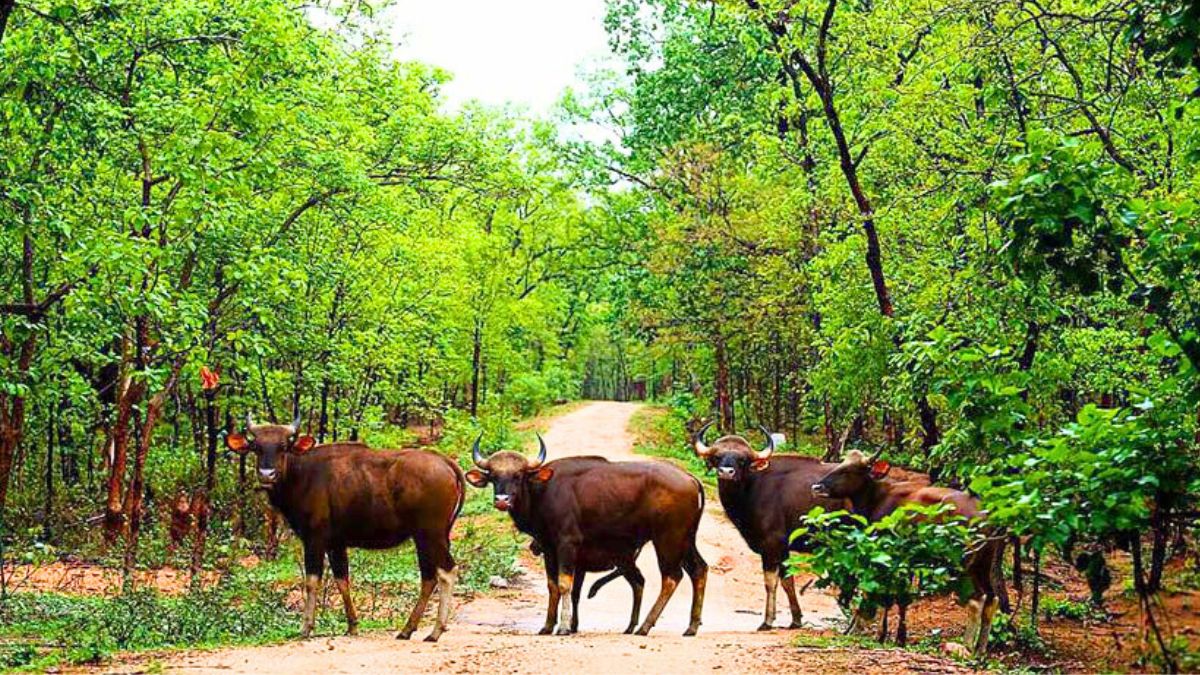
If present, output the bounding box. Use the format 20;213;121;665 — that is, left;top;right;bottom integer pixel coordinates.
0;482;521;672
792;633;880;650
0;397;574;672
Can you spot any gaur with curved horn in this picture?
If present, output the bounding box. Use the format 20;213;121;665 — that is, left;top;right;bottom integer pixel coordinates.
693;421;716;458
465;434;707;637
224;415;465;642
691;422;842;630
756;425;776;460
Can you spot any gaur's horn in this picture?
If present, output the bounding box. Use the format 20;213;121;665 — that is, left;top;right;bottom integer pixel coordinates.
472;433;488;469
693;421;716;458
756;425;776;460
246;412;256;431
529;433;548;468
290;410;303;434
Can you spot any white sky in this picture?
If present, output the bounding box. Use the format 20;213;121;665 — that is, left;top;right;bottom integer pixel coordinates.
384;0;612;114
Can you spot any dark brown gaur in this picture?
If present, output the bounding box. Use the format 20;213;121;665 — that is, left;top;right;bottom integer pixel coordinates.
692;422;845;630
810;449;1005;655
226;414;464;641
466;435;707;636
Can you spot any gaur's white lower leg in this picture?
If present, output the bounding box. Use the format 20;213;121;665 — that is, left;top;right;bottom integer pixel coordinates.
963;597;983;652
397;578;436;639
301;574;320;637
424;567;457;642
759;568;779;631
555;572;575;635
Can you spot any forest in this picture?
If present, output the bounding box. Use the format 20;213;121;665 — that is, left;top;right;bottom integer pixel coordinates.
2;0;1200;672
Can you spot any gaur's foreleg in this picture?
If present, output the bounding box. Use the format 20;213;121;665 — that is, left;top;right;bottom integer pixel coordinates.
300;542;325;638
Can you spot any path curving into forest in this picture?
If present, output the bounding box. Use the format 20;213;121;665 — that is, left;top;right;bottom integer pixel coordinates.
119;402;967;674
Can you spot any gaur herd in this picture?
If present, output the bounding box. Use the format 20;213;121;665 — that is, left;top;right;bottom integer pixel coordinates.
225;413;1003;654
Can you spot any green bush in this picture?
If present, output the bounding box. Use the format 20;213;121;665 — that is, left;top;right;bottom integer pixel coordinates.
788;503;978;632
504;373;554;416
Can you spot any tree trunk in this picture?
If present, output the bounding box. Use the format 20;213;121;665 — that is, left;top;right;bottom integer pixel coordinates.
42;401;55;540
123;388;169;582
1031;547;1041;632
1149;501;1168;593
470;322;482;417
714;335;734;433
191;388;219;583
1132;533;1177;672
753;1;942;451
105;373;145;543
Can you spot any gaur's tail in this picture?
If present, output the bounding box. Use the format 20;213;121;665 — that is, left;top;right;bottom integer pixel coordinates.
587;569;624;599
442;455;467;526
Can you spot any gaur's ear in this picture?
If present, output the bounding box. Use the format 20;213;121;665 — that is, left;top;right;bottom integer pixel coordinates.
465;469;489;488
530;466;554;483
869;460;891;480
225;433;250;454
292;435;316;454
751;458;771;472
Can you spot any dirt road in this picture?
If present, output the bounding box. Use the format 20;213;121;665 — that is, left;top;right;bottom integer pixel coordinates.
138;402;968;674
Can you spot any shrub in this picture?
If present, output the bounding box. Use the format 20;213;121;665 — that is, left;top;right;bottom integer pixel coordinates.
788;503;978;645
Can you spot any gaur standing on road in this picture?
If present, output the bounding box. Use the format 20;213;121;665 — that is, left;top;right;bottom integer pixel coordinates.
466;434;707;636
226;414;464;642
691;422;844;630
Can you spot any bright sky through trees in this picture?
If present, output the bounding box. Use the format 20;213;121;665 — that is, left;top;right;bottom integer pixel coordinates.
386;0;610;112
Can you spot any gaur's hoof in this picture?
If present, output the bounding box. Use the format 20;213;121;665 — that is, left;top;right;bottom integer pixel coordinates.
788;621;803;630
623;626;636;635
537;627;553;635
423;632;441;643
396;629;414;640
683;627;698;637
757;622;773;632
634;627;651;637
346;626;359;636
554;626;572;636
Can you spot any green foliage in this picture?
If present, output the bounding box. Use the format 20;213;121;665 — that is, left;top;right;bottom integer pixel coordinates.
1040;597;1105;623
971;401;1194;552
789;504;978;619
986;614;1047;654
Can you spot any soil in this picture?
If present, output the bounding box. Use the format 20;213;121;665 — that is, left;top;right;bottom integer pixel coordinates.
87;401;977;674
2;560;223;596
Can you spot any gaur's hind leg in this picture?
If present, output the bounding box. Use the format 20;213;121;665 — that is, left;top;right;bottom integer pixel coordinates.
570;572;585;633
974;595;999;656
635;538;686;636
427;531;458;642
681;544;707;636
398;533;439;640
781;571;803;629
300;542;325;638
328;547;357;635
623;566;645;634
396;533;458;643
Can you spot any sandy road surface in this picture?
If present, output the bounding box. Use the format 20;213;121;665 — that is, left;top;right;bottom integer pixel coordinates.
112;402;967;674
